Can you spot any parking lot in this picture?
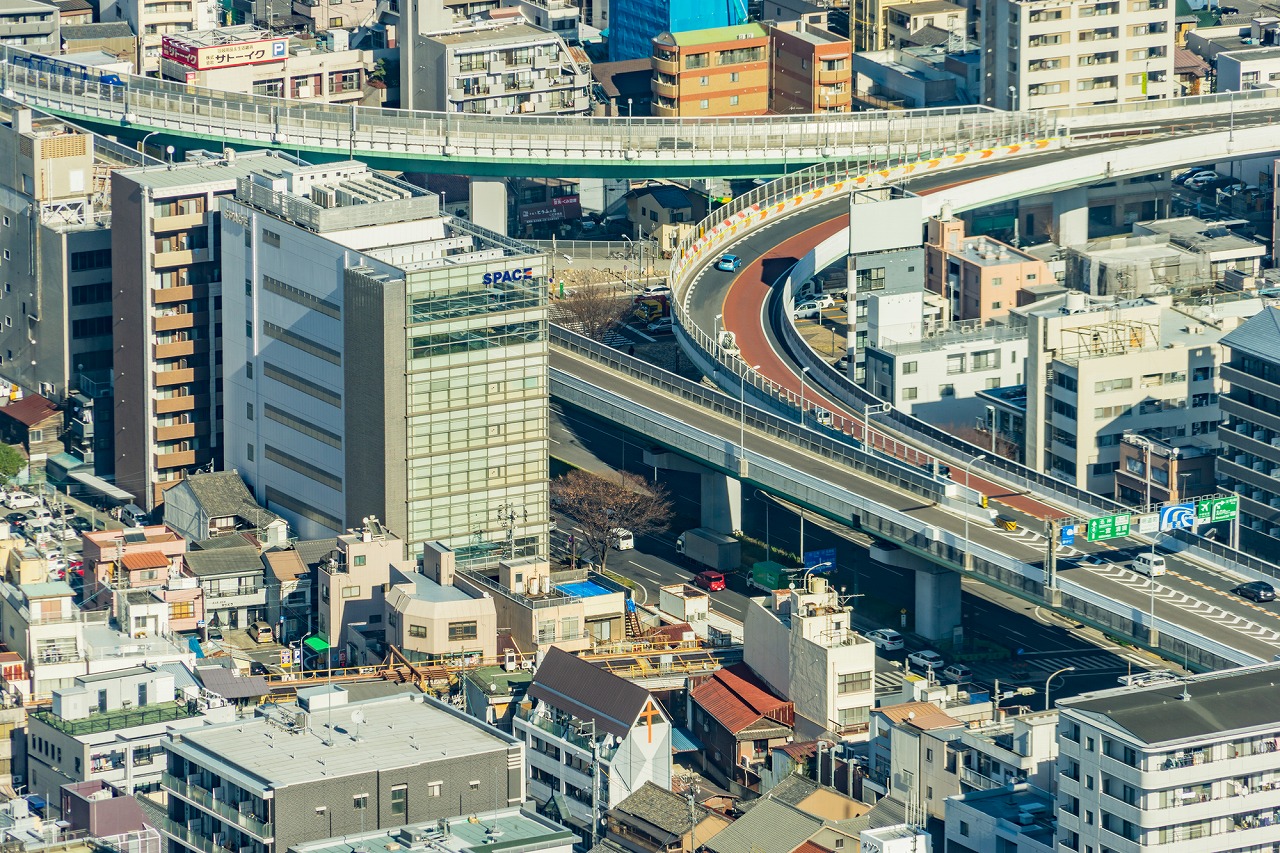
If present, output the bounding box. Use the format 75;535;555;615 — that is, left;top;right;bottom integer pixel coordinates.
1;484;127;582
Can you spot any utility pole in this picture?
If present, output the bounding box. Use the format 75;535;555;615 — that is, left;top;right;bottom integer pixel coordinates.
1044;519;1060;607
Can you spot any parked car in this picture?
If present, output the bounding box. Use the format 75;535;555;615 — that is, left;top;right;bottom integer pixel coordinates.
693;570;727;592
797;293;835;309
1233;580;1276;602
834;355;850;371
1175;168;1215;186
1183;173;1218;190
641;284;671;297
942;664;973;683
865;628;904;651
907;649;945;673
646;317;674;335
68;516;93;533
3;492;39;510
716;254;741;272
793;301;824;320
25;508;53;528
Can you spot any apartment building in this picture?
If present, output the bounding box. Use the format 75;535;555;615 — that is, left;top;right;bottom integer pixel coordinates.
1218;307;1280;555
516;647;672;836
385;541;496;664
1020;290;1255;493
160;27;382;107
219;159;550;556
945;783;1056;853
926;213;1054;322
26;665;232;799
161;690;527;853
651;24;771;117
982;0;1175;110
884;0;967;48
1056;663;1280;851
0;0;58;49
851;44;983;109
102;0;218;73
1115;430;1216;506
768;20;853;114
112;150;305;511
312;519;409;665
401;7;589;114
608;0;741;61
0;109;146;482
743;575;877;741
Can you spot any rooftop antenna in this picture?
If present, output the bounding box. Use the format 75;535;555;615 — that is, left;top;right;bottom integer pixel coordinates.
351;708;366;742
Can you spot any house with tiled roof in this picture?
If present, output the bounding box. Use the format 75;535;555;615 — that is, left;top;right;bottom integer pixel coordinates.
703;799;859;853
0;394;61;479
689;663;794;796
604;781;732;853
79;525;202;630
517;647;673;838
163;470;288;548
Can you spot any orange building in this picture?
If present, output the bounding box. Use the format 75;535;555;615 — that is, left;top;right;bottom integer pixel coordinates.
651;24;771;117
926;213;1053;322
769;20;853;114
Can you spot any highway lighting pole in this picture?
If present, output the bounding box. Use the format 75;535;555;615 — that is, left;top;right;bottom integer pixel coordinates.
799;366;811;426
621;233;633;289
714;313;723;353
1044;665;1076;711
140;130;160;157
985;405;996;452
961;454;984;572
740;363;762;476
1149;573;1159;646
863;402;890;449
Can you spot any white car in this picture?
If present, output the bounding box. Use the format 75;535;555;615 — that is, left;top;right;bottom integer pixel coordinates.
793;301;824;320
646;317;674;334
865;628;904;651
3;492;39;510
641;284;671;297
908;649;945;673
797;294;835;310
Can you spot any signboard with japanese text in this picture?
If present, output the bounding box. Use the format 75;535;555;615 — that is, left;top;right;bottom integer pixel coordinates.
1086;512;1131;542
1195;495;1239;524
162;35;288;70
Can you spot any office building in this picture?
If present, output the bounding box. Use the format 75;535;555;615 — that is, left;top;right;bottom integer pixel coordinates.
516;647;672;835
651;24;770;117
111;150;306;511
743;576;877;741
1056;662;1280;851
219;159;550;557
926;213;1054;322
400;4;589;115
0;0;58;49
100;0;217;73
26;665;232;800
1218;307;1280;555
608;0;744;61
945;783;1056;853
161;690;527;853
982;0;1175;111
1020;290;1256;493
160;27;383;107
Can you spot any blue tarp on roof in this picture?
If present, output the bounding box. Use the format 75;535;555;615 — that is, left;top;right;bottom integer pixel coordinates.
672;726;704;753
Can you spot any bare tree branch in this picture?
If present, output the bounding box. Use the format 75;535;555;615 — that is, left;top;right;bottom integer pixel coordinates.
556;285;631;342
550;470;673;572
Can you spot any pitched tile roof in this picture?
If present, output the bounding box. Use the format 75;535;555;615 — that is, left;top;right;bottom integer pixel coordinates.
263;549;308;583
0;395;58;427
184;545;264;577
876;701;962;731
612;781;709;836
1222;306;1280;362
793;842;833;853
181;471;283;530
527;647;657;739
704;800;820;853
690;663;794;735
121;551;170;571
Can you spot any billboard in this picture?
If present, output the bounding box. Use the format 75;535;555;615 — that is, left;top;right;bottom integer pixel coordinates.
162;35;288;70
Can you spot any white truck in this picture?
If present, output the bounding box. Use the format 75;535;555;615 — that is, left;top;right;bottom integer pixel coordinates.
674;528;740;573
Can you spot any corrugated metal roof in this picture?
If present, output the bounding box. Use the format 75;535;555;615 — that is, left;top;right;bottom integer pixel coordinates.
196;665;270;699
704;799;820;853
122;551;170;570
526;647;655;739
690;663;793;735
1221;306;1280;361
875;700;961;731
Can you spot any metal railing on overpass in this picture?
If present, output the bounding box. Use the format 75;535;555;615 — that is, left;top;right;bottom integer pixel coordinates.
4;45;1280;176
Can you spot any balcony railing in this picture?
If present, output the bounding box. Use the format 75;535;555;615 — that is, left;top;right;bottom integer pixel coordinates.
162;773;272;838
515;707;619;760
33;701;198;736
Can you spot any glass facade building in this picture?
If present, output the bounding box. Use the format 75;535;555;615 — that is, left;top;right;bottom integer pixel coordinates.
608;0;745;61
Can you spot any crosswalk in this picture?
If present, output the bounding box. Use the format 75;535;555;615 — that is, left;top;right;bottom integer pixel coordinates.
1080;563;1280;648
988;524;1090;559
970;651;1141;683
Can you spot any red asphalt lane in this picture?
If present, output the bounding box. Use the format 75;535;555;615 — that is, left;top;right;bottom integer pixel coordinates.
720;210;1059;521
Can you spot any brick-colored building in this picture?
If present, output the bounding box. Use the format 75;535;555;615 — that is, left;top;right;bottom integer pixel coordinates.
652;24;771;117
769;20;853;114
0;395;61;481
80;525;202;631
925;213;1053;322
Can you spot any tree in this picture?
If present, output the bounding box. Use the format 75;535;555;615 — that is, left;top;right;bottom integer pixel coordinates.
550;470;673;573
0;444;25;481
556;284;632;342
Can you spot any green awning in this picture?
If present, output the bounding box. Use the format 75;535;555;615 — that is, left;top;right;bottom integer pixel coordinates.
304;636;330;653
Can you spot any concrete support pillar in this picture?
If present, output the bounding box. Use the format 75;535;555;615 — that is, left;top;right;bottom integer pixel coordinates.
913;562;962;642
470;177;509;235
643;449;742;534
1051;186;1089;247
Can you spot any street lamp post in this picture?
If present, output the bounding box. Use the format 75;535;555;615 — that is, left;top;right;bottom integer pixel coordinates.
740;363;762;476
961;454;984;572
140;130;160;157
863;402;890;449
799;366;811;426
1044;665;1077;711
714;313;724;353
621;233;634;289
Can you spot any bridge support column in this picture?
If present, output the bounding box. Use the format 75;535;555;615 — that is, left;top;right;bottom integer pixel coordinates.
470;177;509;235
1051;187;1089;246
871;544;962;642
643;450;742;534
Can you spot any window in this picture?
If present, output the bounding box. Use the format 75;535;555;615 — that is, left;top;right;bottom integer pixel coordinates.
72;283;111;305
903;361;918;374
262;229;281;247
837;671;871;694
730;71;739;82
246;403;254;421
409;625;427;638
729;94;739;106
391;785;407;816
70;248;111;271
960;822;970;837
903;387;918;400
926;748;934;762
342;586;360;598
27;429;41;443
699;99;709;110
353;794;368;810
448;621;479;641
427;781;442;798
940;384;955;396
72;317;111;339
699;75;709;86
169;601;194;620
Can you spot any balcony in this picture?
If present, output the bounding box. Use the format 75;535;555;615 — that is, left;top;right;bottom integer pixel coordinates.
162;773;272;839
151;212;205;233
155;449;196;469
1221;396;1280;438
155;367;198;387
153;247;210;269
154;394;203;415
514;707;619;760
154;285;195;305
817;68;847;85
652;55;679;75
155;339;196;359
959;766;1003;791
155;422;197;442
153;311;206;333
651;78;678;98
1221;364;1280;402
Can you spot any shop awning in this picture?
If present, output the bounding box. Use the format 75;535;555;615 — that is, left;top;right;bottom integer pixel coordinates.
303;636;331;653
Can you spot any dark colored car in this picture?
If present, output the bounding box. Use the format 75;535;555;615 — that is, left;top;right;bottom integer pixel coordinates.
693;571;726;592
1233;581;1276;603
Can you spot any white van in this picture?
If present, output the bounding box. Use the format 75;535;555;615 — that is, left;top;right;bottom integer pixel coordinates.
1129;553;1167;577
120;504;147;528
610;528;635;551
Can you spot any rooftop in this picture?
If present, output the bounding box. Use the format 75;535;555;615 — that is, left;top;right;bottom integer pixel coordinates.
611;781;712;836
169;693;517;790
704;799;821;853
1060;662;1280;744
876;700;963;731
1222;305;1280;361
948;783;1056;846
465;665;534;697
427;20;566;47
664;23;769;47
526;646;655;740
179;470;284;531
690;663;793;736
184;546;263;577
33;700;198;736
292;807;576;853
60;21;133;39
391;568;474;605
233;161;437;234
0;395;58;427
118;150;307;194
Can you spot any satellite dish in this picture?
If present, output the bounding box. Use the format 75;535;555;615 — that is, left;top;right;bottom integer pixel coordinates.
351;709;367;726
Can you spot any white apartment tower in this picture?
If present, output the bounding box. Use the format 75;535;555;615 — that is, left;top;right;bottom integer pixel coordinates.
982;0;1174;110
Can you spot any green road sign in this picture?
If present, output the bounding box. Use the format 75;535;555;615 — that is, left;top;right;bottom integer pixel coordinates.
1086;513;1131;542
1196;496;1239;524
